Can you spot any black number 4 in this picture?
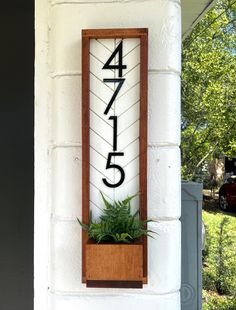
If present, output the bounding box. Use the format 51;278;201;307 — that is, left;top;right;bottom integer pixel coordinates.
102;41;127;78
102;152;125;188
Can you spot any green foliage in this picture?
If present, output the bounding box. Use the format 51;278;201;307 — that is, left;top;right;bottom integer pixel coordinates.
215;218;234;295
202;222;212;264
203;290;236;310
202;210;236;309
77;193;156;243
182;0;236;181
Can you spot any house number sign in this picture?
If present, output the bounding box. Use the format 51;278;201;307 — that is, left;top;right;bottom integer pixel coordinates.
100;40;126;188
82;28;148;282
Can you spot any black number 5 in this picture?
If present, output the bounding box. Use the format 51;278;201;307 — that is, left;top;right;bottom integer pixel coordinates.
102;152;125;188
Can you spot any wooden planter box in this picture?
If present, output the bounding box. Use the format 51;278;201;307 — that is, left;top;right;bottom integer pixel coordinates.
86;240;143;288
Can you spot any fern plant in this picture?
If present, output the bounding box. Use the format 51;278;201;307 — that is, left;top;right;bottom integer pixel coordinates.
77;193;156;243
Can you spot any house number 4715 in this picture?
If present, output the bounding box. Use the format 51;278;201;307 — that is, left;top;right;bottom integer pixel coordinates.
102;41;126;188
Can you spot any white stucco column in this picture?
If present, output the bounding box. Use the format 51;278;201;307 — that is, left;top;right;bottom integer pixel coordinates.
35;0;181;309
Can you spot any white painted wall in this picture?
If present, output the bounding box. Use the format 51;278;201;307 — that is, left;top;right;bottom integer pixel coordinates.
35;0;181;309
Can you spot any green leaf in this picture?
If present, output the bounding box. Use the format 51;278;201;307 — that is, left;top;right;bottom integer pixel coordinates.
100;191;113;209
77;217;89;231
122;192;139;205
77;192;156;243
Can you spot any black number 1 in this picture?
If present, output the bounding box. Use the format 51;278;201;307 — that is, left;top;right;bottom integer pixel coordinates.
109;115;117;151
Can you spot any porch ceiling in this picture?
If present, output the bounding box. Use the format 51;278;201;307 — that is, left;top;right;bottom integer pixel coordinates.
182;0;218;39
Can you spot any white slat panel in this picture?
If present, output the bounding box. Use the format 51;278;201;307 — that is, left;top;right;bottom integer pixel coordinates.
90;73;114;103
90;165;114;193
90;130;112;157
89;38;140;216
116;65;140;97
123;43;140;69
90;184;114;220
90;181;114;204
117;101;139;135
89;200;103;220
90;110;113;143
122;38;140;56
115;157;139;184
115;84;140;116
118;120;140;151
116;137;139;167
90;92;113;119
92;39;116;55
90;53;114;81
89;147;113;181
90;39;115;64
115;174;140;214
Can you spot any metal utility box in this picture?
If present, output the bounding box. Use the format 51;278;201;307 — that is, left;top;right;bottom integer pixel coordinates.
181;181;203;310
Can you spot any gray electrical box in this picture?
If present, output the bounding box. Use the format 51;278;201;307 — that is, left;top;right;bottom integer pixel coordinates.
181;181;203;310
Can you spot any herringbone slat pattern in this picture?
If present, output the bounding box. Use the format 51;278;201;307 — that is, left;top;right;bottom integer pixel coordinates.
89;38;140;218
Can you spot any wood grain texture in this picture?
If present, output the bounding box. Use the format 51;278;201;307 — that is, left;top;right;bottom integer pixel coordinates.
86;242;143;281
82;34;90;282
82;28;148;39
86;280;143;288
82;29;148;285
139;31;148;282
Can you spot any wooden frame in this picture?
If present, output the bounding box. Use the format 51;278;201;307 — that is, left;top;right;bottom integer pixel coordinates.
82;28;148;285
86;239;143;288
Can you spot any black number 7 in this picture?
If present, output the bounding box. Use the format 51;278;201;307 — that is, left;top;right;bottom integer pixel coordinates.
103;78;125;115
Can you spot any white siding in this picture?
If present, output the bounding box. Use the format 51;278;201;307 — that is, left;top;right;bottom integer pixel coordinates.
35;0;182;309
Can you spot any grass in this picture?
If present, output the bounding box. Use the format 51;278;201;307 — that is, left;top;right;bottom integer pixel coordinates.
202;198;236;310
203;290;236;310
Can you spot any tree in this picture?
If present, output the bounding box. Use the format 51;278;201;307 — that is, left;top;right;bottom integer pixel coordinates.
181;0;236;181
